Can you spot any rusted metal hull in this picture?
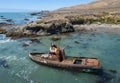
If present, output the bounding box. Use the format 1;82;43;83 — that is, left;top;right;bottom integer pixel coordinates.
29;53;102;73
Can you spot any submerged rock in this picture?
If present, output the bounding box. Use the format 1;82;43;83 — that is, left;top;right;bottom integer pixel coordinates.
96;80;105;83
0;22;11;27
0;16;3;17
0;58;9;68
50;35;61;41
24;18;29;21
97;71;115;83
74;41;79;44
5;19;14;23
23;42;30;47
108;69;117;74
29;38;40;43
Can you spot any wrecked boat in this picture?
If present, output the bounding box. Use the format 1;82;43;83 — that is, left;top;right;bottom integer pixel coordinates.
29;53;102;72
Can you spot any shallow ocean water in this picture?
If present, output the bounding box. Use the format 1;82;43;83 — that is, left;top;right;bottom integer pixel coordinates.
0;30;120;83
0;12;37;25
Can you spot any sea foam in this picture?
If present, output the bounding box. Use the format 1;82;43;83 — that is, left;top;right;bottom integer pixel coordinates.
0;34;15;43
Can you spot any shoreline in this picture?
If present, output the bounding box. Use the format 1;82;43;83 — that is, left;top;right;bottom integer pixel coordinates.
73;24;120;32
1;23;120;39
0;12;120;38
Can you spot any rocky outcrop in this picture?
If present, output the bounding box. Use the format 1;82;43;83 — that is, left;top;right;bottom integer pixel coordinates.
0;22;15;34
4;17;74;38
0;28;6;34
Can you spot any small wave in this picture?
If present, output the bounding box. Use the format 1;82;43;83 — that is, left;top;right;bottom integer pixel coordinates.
0;34;15;43
0;38;13;43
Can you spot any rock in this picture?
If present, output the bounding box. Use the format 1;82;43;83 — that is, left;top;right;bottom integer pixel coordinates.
74;41;79;44
30;11;49;16
50;35;61;41
19;19;74;37
6;30;39;39
23;42;30;47
99;71;115;82
29;38;40;43
47;22;74;34
24;18;29;21
29;21;34;24
37;17;43;19
96;80;105;83
0;16;4;17
0;22;15;34
0;58;9;68
0;28;7;34
5;19;14;23
109;69;117;74
0;22;10;27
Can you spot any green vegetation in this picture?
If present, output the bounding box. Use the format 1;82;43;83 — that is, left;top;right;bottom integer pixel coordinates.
69;17;120;24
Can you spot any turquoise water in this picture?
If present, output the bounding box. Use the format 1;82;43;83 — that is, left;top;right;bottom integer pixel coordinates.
0;31;120;83
0;12;37;25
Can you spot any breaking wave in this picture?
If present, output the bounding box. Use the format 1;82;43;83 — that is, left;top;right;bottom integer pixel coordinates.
0;34;14;43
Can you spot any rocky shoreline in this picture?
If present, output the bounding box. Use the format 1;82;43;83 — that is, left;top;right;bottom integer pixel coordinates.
1;18;120;39
73;24;120;32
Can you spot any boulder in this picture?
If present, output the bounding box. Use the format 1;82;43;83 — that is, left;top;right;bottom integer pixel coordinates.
46;22;74;34
20;19;74;36
0;28;7;34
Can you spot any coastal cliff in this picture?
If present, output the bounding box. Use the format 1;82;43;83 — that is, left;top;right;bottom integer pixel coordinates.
3;0;120;38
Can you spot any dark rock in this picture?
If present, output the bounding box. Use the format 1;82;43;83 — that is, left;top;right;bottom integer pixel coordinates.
50;35;61;41
108;69;117;74
91;33;96;37
0;58;9;68
22;21;74;36
99;72;115;82
29;38;40;43
5;19;14;23
88;38;92;41
47;22;74;34
24;18;29;21
96;80;105;83
30;11;49;16
0;16;4;17
0;22;10;27
0;22;14;28
37;17;42;19
30;13;39;16
6;28;39;39
26;25;45;33
23;42;30;47
74;41;79;44
29;21;34;23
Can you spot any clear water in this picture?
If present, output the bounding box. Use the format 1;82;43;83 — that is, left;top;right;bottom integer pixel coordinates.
0;31;120;83
0;12;37;25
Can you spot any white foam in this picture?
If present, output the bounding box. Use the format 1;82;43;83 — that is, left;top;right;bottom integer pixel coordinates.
0;34;15;43
0;38;12;43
